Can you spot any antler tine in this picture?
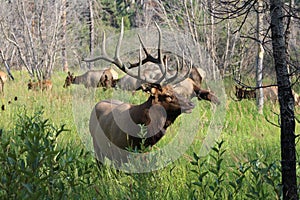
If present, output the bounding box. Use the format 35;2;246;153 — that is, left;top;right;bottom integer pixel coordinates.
138;45;142;80
137;34;150;57
114;17;124;68
154;22;162;65
83;31;115;64
128;32;160;69
83;18;124;70
128;22;165;73
164;53;191;85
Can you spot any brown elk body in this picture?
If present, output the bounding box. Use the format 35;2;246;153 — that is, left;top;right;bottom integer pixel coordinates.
235;86;256;100
173;78;220;104
90;84;194;151
0;77;4;94
235;86;299;106
114;74;145;91
63;68;117;88
0;70;8;83
28;80;53;91
0;70;8;94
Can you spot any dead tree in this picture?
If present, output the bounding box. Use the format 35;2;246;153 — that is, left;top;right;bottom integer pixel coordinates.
269;1;298;199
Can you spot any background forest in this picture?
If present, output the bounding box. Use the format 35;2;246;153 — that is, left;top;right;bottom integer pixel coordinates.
1;0;298;80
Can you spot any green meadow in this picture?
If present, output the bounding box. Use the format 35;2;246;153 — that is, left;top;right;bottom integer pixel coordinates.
0;71;299;199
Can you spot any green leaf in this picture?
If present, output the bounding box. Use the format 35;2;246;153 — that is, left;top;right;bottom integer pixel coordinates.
193;152;200;161
7;156;16;165
22;183;33;194
198;171;209;182
229;181;236;189
192;182;202;187
190;161;198;166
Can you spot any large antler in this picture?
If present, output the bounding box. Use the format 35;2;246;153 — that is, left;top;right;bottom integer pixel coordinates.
84;18;191;85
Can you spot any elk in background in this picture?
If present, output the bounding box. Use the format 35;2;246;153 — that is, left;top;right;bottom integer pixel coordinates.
28;79;53;91
86;19;195;163
63;68;117;88
0;70;8;94
173;78;220;104
114;74;145;91
234;85;300;106
0;77;3;94
234;86;256;100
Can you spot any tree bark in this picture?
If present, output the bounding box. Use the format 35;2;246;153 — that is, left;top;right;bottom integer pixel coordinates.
88;0;95;69
269;0;298;199
256;0;264;114
62;0;68;72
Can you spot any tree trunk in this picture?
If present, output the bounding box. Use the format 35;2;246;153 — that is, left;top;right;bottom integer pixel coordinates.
269;0;298;199
256;0;264;114
61;0;68;72
88;0;95;69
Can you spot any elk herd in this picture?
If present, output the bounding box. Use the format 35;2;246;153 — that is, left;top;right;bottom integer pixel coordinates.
1;19;299;166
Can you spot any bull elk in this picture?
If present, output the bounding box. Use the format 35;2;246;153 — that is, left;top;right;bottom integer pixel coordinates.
28;79;53;91
63;68;117;88
86;19;195;162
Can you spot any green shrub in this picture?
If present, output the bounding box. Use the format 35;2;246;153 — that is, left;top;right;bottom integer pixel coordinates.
0;109;96;199
190;140;282;200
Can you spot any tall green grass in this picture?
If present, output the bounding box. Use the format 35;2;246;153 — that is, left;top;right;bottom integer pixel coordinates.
0;71;299;199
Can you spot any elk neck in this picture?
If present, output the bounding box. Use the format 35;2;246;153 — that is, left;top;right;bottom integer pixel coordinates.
126;96;181;148
129;96;153;125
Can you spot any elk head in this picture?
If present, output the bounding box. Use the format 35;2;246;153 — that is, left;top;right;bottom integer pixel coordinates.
63;72;75;88
98;69;114;88
141;83;195;114
27;79;34;90
197;89;220;105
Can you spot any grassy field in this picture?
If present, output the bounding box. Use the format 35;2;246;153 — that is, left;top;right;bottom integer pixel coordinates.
0;71;299;199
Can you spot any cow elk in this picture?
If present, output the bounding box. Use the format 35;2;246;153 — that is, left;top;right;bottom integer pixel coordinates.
87;19;195;163
173;78;220;104
0;70;8;82
234;85;300;106
0;70;8;94
0;76;4;94
28;79;53;91
234;86;256;100
63;68;117;88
